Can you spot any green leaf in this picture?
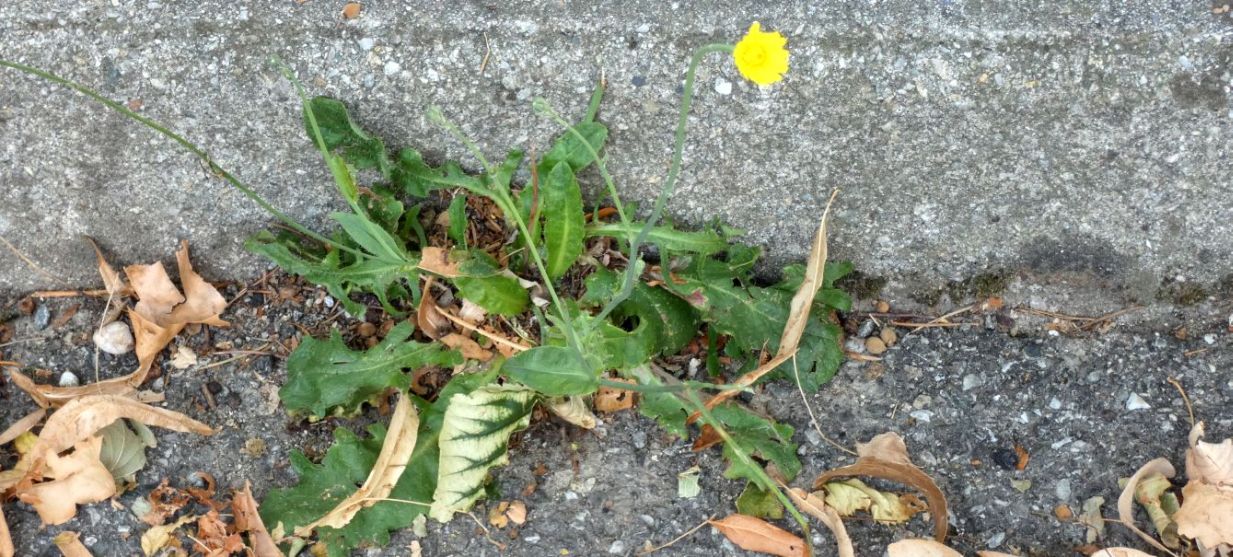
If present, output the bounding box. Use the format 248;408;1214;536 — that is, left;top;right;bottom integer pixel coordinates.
502;345;598;396
392;148;482;197
581;268;701;358
280;322;462;417
98;419;155;482
624;365;689;438
304;97;390;174
331;212;408;263
541;161;585;280
261;368;500;557
540;121;607;173
709;404;800;484
735;481;785;519
452;251;529;316
246;230;413;316
488;150;524;192
446;194;467;247
428;384;537;521
586;222;727;256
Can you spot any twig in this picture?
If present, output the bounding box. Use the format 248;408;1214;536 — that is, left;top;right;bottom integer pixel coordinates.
197;351;265;372
792;356;856;456
889;320;964;329
1184;347;1210;358
479;32;492;73
1166;377;1195;428
0;361;19;367
29;289;111;298
1017;305;1141;332
201;382;217;409
0;335;52;349
638;516;713;555
0;235;61;284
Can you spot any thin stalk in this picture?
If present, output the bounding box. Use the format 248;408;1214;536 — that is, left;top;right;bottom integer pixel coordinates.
592;43;733;326
0;58;355;256
534;101;631;228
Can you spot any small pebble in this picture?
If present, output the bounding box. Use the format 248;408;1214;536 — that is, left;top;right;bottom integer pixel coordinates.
879;327;898;346
383;61;401;76
1010;479;1032;493
1048;397;1062;410
59;371;79;387
357;322;377;337
962;374;984;391
865;337;887;355
207;381;224;395
1204;334;1217;345
714;77;732;95
358;37;374;51
909;409;933;423
1126;393;1151;411
875;299;890;313
93;321;135;355
608;541;626;555
987;532;1006;548
631;75;647;87
857;320;876;338
33;304;51;330
1055;478;1072;501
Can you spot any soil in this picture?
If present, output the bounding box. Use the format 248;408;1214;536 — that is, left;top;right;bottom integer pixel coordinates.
1;280;1230;556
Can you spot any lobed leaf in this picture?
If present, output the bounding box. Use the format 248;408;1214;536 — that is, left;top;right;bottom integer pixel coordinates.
304;96;390;174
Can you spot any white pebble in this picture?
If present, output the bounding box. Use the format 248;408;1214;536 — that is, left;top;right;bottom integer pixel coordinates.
714;77;732;95
1204;334;1217;345
59;371;80;388
93;321;134;355
608;540;626;554
962;374;984;391
1126;393;1151;411
1055;478;1072;501
358;37;374;51
1048;397;1062;410
383;61;401;76
909;409;933;423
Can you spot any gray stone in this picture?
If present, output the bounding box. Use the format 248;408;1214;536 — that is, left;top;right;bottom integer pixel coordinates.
0;1;1229;315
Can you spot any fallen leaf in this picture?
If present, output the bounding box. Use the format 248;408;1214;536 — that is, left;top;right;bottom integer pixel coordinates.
1115;458;1175;553
341;2;361;19
52;531;93;557
678;466;701;499
98;419;156;482
417;277;451;340
6;369;163;408
0;408;46;445
1174;423;1233;552
545;396;596;429
142;479;190;526
439;333;493;362
594;379;636;413
458;299;487;323
0;505;12;557
786;487;853;557
886;539;960;557
195;510;244;555
1133;472;1180;548
822;478;924;523
710;514;808;557
295;391;419;535
812;432;949;542
29;394;213;462
51;304;80;329
1185;422;1233;486
140;514;196;556
419;247;461;278
169;346;197;370
233;482;280;557
1014;442;1030;471
1080;496;1106;544
17;436;116;525
126;242;228;385
505;500;527;525
1091;550;1156;557
488;501;511;528
86;237;127;299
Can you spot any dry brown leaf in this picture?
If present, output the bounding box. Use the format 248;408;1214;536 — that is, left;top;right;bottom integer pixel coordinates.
886;539;961;557
695;191;836;417
141;514;196;556
0;505;12;557
709;514;809;557
233;482;280;557
1186;422;1233;486
6;369;164;408
488;501;511;528
126;242;228;385
17;436;116;525
976;553;1021;557
544;396;596;429
86;237;126;299
417;278;451;340
787;487;853;557
1091;550;1157;557
0;408;46;445
419;247;461;278
143;480;190;526
295;392;419;536
1115;457;1176;554
196;510;245;555
812;432;949;542
53;530;93;557
29;394;213;461
458;299;487;323
439;333;493;362
505;500;527;525
594;379;636;413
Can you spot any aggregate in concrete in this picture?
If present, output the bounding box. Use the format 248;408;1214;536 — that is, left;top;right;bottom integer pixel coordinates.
2;1;1231;305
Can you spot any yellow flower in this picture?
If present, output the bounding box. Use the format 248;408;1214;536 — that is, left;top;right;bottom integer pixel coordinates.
733;22;790;86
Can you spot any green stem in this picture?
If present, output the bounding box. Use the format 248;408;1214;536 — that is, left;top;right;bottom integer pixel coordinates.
593;43;733;325
535;102;631;230
0;58;356;256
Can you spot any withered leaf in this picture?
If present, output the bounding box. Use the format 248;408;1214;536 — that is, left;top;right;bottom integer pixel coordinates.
52;531;93;557
0;408;46;445
886;539;960;557
1115;458;1176;554
233;482;280;557
439;333;493;362
0;505;12;557
709;514;809;557
786;487;853;557
30;395;213;462
17;436;116;525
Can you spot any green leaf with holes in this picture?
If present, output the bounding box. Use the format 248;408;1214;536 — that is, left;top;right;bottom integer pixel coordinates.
303;96;390;174
429;384;538;521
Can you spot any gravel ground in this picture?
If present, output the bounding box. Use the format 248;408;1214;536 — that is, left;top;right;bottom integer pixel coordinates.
1;281;1230;556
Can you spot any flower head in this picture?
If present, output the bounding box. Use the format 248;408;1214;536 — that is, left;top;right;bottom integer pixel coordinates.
733;22;789;86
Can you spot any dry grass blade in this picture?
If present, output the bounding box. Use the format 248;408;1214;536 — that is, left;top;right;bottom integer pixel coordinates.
294;392;420;536
0;408;46;445
694;189;837;417
709;514;809;557
30;394;213;461
786;488;853;557
1115;457;1177;555
52;531;93;557
812;432;949;542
